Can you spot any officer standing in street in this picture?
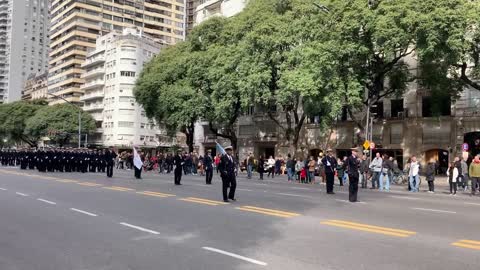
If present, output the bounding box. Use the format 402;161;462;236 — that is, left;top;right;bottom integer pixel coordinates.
218;146;237;202
322;149;337;194
173;150;184;185
347;148;361;202
204;149;214;184
105;147;117;178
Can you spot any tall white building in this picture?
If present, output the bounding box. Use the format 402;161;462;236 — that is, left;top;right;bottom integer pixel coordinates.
81;28;174;149
0;0;49;103
194;0;247;25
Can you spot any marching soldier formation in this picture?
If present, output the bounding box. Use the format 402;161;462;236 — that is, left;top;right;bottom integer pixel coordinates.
0;148;113;175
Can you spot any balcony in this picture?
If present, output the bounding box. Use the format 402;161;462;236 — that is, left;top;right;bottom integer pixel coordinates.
80;90;104;101
80;79;104;91
83;103;104;112
81;67;105;79
203;134;217;143
82;55;105;68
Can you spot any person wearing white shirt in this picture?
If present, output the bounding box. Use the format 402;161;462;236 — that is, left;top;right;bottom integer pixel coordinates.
447;161;459;195
369;152;383;189
408;156;421;192
267;156;276;178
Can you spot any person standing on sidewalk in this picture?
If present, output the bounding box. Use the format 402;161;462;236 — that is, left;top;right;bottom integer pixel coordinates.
322;149;337;194
461;156;469;191
246;153;254;179
425;158;436;193
308;156;316;184
369;152;382;189
379;154;393;192
469;154;480;196
359;154;369;189
408;155;421;192
286;154;295;182
447;161;459;196
258;156;265;180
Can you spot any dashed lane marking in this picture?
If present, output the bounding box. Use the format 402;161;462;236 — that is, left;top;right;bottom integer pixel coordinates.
321;220;416;238
411;207;456;214
236;206;301;218
70;208;98;217
464;202;480;206
0;188;7;191
77;182;103;187
103;186;135;192
335;199;367;204
15;192;29;197
452;239;480;250
276;193;313;198
136;191;176;198
179;197;229;206
56;179;78;183
119;222;160;235
389;195;421;200
37;198;56;205
202;247;267;266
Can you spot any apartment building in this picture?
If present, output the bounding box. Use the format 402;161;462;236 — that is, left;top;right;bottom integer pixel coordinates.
48;0;186;105
194;0;247;25
81;28;177;149
22;72;48;101
0;0;49;103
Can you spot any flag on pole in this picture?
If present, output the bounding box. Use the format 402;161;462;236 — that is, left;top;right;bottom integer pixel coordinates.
216;142;226;156
133;147;143;170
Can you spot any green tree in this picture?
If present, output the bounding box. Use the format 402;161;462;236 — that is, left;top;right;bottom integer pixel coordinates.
25;104;95;146
0;100;47;147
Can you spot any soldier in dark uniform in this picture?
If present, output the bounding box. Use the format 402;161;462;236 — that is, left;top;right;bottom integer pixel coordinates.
19;149;27;170
28;149;36;170
322;149;338;194
347;148;361;203
204;150;214;184
173;151;184;185
98;149;106;173
218;146;237;202
37;149;46;172
105;147;117;178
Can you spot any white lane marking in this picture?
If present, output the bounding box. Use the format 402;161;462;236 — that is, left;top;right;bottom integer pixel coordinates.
16;192;28;197
411;207;456;214
37;198;56;205
390;195;421;200
202;247;267;266
291;187;309;190
253;183;267;186
275;193;312;198
237;188;253;192
0;188;7;191
119;222;160;235
335;199;367;204
70;208;98;217
464;202;480;206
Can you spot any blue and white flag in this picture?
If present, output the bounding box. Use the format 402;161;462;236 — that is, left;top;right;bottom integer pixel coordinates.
216;142;226;156
133;147;143;170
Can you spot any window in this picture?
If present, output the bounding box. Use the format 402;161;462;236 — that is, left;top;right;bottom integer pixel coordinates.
422;96;451;117
120;71;136;77
371;101;384;119
390;99;404;118
118;121;134;128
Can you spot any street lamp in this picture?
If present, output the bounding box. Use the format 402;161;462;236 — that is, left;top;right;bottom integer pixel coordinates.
47;93;83;148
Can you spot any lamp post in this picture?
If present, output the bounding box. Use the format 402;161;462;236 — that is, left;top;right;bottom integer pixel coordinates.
47;93;82;148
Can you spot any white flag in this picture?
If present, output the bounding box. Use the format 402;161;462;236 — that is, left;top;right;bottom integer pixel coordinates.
133;147;143;170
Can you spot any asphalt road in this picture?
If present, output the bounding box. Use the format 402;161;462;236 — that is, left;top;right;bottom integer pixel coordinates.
0;167;479;270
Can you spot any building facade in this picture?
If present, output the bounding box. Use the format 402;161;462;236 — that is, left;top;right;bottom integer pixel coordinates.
0;0;49;103
194;0;247;25
81;28;178;149
22;72;48;101
48;0;186;105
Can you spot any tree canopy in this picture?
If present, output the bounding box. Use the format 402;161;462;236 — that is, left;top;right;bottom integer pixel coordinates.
135;0;480;152
24;104;96;146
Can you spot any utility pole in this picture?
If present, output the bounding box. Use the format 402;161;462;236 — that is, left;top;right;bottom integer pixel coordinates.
47;93;83;148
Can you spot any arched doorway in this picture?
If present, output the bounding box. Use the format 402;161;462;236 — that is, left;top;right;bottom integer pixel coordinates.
464;132;480;158
425;149;449;175
309;149;322;159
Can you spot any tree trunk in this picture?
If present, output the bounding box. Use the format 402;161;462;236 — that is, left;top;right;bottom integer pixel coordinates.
185;122;195;153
